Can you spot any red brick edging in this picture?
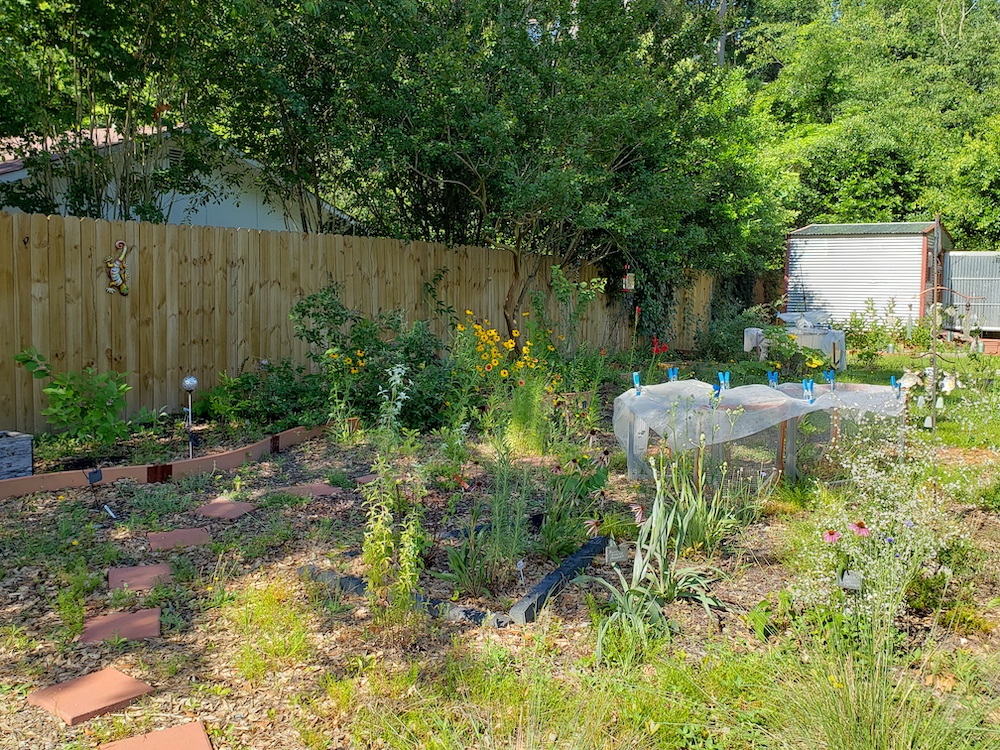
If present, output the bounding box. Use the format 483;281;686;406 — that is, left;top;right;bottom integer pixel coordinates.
0;424;328;501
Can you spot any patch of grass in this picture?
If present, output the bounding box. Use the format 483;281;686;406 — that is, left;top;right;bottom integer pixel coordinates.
118;483;198;530
230;582;312;682
323;467;355;489
258;490;310;510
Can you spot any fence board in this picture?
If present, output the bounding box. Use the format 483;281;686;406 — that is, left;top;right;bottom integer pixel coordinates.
78;219;97;371
137;221;155;411
150;223;168;409
165;224;180;396
13;213;33;432
0;210;712;432
47;215;67;375
29;213;50;434
62;215;83;376
0;212;15;429
123;220;141;413
93;218;113;374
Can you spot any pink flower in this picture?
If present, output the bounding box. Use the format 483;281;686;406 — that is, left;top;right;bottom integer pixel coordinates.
848;521;871;537
630;503;646;526
584;519;601;538
822;529;841;543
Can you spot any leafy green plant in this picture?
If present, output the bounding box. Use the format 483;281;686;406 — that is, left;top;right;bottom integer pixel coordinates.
576;459;719;665
14;347;130;446
842;299;904;366
289;281;359;364
362;452;429;620
438;509;491;599
200;358;327;433
484;451;529;588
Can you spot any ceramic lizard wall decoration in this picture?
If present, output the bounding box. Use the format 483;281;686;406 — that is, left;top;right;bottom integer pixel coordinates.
106;240;131;296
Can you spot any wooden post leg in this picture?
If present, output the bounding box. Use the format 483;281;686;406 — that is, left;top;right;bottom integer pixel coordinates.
778;420;787;484
784;417;799;482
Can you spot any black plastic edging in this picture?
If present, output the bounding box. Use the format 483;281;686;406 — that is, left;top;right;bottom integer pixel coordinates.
508;535;608;625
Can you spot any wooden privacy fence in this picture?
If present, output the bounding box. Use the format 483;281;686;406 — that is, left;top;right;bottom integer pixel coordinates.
0;211;712;433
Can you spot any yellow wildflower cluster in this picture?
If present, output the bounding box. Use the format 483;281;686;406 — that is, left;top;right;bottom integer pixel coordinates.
326;347;366;376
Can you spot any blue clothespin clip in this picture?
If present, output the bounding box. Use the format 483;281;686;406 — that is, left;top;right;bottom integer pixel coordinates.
711;383;722;409
803;378;815;403
823;369;835;391
767;371;778;388
668;366;679;382
724;371;731;390
890;375;900;399
633;371;641;396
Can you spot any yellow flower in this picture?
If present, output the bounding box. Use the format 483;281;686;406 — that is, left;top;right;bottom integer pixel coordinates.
476;344;485;352
71;540;78;546
351;367;358;374
457;324;466;331
789;334;797;341
500;369;509;377
503;339;515;350
358;360;365;367
344;356;353;365
547;345;555;351
356;349;364;357
511;329;520;338
445;401;450;406
491;359;499;367
525;340;533;347
476;365;483;372
558;334;565;341
522;311;529;316
482;353;489;360
465;309;474;316
515;361;524;369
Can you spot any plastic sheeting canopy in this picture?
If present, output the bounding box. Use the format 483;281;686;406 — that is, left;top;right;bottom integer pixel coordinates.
613;379;903;478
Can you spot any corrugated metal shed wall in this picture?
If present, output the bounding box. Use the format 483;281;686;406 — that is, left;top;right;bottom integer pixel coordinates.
943;252;1000;332
786;235;925;322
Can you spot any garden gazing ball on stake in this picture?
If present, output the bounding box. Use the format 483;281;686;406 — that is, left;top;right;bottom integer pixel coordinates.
182;376;198;459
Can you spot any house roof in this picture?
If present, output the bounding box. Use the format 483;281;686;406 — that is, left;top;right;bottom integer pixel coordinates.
0;128;159;177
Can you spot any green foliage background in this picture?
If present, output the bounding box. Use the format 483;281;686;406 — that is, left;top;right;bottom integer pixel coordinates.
4;0;1000;330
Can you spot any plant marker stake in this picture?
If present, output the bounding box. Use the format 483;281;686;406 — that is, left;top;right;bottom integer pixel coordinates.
103;504;117;520
633;371;641;396
517;559;525;585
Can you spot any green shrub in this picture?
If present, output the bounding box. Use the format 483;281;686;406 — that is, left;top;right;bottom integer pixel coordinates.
696;303;771;362
199;359;327;432
14;347;130;447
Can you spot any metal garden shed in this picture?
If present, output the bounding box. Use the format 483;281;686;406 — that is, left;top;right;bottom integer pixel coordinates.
942;252;1000;332
785;222;953;323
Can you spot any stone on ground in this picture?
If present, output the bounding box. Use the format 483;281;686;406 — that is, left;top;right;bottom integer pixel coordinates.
147;528;211;550
192;496;255;519
108;564;173;592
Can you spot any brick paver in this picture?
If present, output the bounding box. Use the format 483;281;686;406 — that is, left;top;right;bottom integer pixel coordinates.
148;528;211;550
27;668;154;725
80;608;161;644
192;497;255;519
99;721;213;749
108;564;173;592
